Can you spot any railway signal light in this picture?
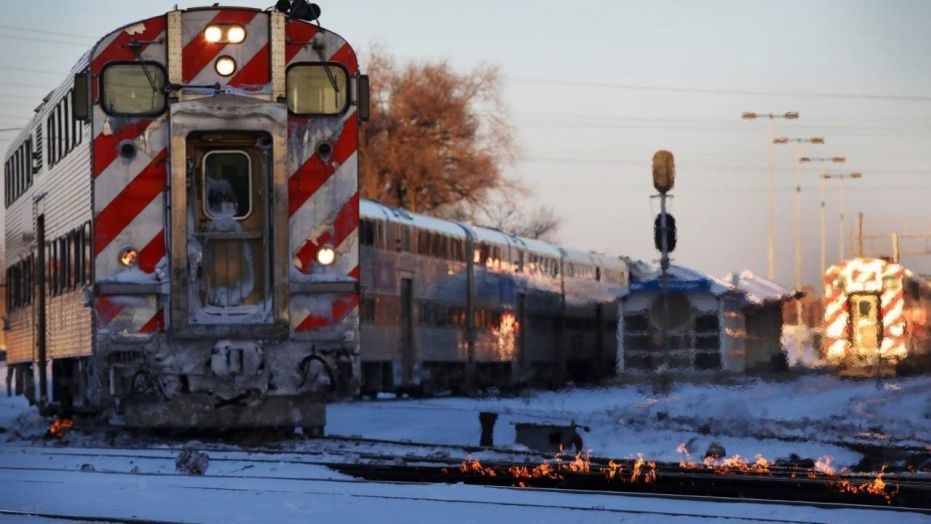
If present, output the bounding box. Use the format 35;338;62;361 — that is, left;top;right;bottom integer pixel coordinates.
654;213;677;253
652;150;675;194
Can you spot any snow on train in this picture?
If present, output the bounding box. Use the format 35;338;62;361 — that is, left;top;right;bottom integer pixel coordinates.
823;257;931;374
358;200;629;395
3;3;367;432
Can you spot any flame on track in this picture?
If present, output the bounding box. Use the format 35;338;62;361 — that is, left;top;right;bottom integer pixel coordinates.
47;418;73;438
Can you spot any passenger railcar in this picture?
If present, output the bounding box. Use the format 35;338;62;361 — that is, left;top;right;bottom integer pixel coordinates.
823;257;931;374
358;200;628;394
3;3;367;431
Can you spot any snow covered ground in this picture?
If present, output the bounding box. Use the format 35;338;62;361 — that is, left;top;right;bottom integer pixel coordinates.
329;374;931;468
1;367;929;522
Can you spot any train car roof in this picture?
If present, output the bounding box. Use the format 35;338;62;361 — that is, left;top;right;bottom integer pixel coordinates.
517;236;563;259
590;252;627;271
560;246;595;265
361;199;468;238
471;224;516;247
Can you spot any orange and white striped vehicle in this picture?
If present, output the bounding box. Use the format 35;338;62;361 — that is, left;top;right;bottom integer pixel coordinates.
823;257;931;375
3;2;366;432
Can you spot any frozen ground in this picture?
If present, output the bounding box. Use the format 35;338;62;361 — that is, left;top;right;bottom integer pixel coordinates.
1;367;929;522
329;374;931;468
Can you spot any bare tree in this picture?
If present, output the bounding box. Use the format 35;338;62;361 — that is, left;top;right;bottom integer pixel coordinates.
359;48;514;216
480;191;561;241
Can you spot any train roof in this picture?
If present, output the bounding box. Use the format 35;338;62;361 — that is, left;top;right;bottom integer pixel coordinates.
361;199;468;238
516;236;563;259
360;198;628;267
560;246;595;266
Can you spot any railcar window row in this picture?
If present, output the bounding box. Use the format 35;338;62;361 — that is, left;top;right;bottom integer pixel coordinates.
5;254;36;312
527;253;560;278
4;137;34;207
415;229;467;263
46;89;84;169
47;222;92;297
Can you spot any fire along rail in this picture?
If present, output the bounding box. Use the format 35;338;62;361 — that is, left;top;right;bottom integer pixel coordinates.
332;459;931;511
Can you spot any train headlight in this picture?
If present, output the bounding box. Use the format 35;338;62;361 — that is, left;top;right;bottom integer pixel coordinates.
226;26;246;44
119;247;139;267
215;56;236;77
204;25;223;43
316;245;337;266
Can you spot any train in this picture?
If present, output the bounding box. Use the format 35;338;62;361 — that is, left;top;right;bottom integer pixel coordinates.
2;2;634;431
358;200;629;395
3;2;366;432
823;257;931;375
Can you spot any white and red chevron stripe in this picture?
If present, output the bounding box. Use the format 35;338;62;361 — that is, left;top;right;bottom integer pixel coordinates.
91;14;169;334
285;18;360;334
822;258;908;363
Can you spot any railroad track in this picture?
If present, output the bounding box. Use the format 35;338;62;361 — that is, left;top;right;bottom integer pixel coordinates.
2;459;928;523
3;442;929;512
333;460;931;511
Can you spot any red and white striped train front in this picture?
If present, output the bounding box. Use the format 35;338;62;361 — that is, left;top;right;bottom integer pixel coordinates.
89;6;363;429
822;258;908;372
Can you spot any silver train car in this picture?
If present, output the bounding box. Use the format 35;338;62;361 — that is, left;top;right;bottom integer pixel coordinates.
358;200;628;394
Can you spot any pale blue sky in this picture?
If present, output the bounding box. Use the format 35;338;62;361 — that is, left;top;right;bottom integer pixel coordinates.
2;0;930;287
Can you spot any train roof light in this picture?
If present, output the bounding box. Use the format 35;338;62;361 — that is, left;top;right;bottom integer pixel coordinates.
226;26;246;44
204;25;223;43
215;56;236;77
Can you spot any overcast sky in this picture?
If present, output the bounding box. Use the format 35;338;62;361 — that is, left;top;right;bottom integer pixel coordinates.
2;0;930;287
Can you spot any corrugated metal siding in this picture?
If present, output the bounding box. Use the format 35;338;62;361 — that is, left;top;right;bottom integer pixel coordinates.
3;54;93;365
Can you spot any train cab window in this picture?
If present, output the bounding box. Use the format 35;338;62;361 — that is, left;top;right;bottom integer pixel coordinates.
202;151;252;219
858;300;872;316
101;63;166;115
286;64;348;115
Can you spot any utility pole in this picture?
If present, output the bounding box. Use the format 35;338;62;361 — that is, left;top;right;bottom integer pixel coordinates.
799;156;846;290
823;172;863;263
858;212;864;257
774;137;823;325
742;112;799;280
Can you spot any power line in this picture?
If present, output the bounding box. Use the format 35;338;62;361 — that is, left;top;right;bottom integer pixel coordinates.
508;77;931;103
0;65;63;76
0;23;96;41
0;32;92;47
0;81;56;90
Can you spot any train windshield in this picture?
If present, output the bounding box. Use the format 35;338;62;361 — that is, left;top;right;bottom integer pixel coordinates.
101;63;166;115
286;64;348;115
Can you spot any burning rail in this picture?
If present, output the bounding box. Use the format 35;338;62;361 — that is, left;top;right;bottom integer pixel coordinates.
334;446;928;510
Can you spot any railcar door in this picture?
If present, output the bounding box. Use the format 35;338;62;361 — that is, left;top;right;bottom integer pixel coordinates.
187;132;272;324
850;294;881;352
400;277;414;384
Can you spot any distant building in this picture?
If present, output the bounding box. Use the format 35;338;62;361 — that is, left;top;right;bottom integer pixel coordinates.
617;266;795;376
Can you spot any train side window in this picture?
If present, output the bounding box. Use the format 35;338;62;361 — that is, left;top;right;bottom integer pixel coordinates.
360;219;375;246
100;63;167;116
286;64;349;115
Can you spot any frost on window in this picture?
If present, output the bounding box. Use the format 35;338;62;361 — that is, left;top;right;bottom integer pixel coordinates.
203;151;251;220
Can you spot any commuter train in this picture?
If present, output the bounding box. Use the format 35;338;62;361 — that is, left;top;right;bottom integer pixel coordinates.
823;257;931;374
3;3;366;432
359;200;629;395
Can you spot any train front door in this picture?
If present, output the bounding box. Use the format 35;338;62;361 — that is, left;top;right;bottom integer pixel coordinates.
186;132;272;324
850;294;881;353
